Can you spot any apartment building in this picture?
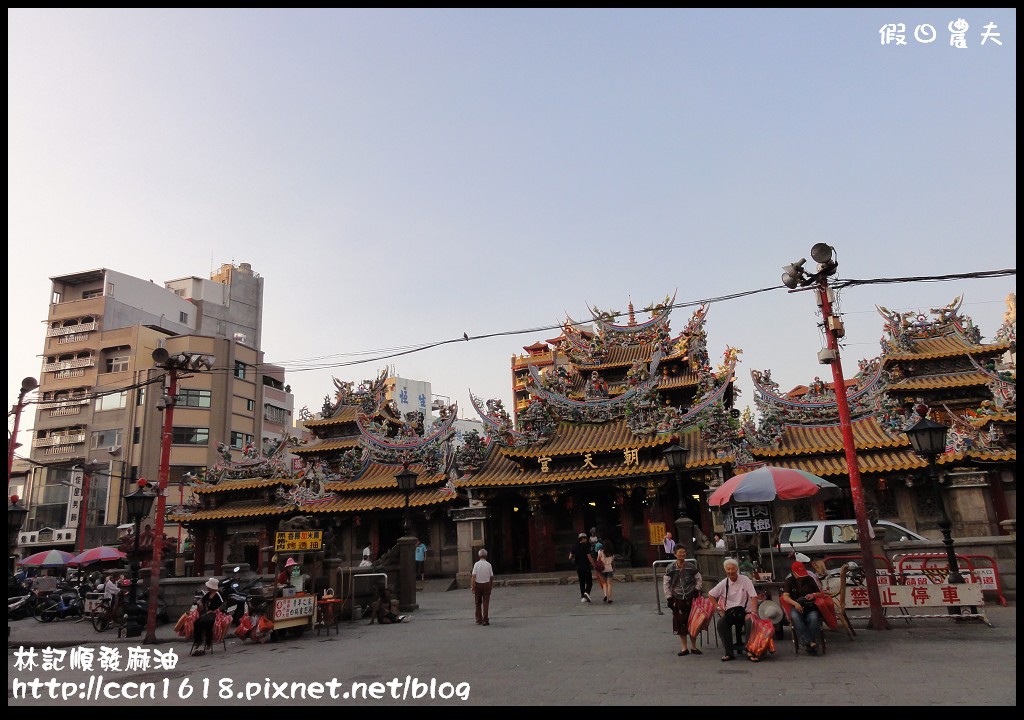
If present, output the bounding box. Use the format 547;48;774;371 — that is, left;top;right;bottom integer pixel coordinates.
17;263;294;559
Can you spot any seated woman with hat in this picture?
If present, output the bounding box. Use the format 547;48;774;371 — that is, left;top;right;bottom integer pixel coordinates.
277;557;299;586
192;577;224;656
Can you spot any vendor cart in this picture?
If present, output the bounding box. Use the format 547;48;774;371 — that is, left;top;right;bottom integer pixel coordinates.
268;530;322;640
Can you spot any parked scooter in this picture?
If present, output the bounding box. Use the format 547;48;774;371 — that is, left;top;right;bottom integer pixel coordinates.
8;593;33;621
33;585;84;622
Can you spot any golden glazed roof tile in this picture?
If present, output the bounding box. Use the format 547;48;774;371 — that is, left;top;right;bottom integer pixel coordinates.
192;478;296;494
324;462;447;492
501;420;687;458
458;454;672;489
754;448;1015;478
301;405;362;428
169;502;292;522
884;336;1013;361
299;488;459;514
655;371;700;389
968;413;1016;427
888;372;993;391
293;436;361;454
753;420;904;457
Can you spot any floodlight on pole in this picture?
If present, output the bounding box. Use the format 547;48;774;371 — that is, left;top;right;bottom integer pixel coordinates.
144;347;215;644
7;377;39;481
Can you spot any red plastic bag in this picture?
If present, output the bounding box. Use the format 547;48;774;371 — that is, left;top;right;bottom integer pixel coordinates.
746;615;776;659
234;613;254;640
212;610;232;643
813;592;838;630
174;608;198;640
687;595;715;637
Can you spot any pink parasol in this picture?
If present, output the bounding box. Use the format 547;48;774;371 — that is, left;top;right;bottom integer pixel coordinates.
69;546;128;567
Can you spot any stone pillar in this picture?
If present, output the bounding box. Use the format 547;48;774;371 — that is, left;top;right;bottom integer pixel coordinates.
451;506;490;588
397;535;418;612
675;516;696;558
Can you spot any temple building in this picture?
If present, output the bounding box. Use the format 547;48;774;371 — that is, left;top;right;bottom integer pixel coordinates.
741;295;1016;538
174;293;1016;582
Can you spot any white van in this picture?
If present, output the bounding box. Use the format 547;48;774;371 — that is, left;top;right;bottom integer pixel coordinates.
776;519;927;558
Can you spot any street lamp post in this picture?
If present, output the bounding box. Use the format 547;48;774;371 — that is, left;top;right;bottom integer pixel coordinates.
8;495;29;558
8;495;28;635
7;377;39;480
662;438;692;554
782;243;889;631
394;464;419;612
145;349;215;644
904;405;964;585
123;480;156;637
76;463;105;554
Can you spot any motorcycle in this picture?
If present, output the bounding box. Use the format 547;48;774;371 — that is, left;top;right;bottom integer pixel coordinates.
8;593;33;621
33;585;84;622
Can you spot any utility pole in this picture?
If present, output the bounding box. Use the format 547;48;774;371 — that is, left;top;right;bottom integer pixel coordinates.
783;244;889;631
144;349;215;644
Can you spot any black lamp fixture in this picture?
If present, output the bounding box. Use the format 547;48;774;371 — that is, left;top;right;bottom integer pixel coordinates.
395;464;418;536
123;480;157;609
904;404;963;584
662;438;690;517
8;494;29;551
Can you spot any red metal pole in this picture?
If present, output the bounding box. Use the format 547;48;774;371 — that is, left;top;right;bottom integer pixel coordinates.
144;367;176;644
816;281;890;631
7;391;29;480
77;468;91;554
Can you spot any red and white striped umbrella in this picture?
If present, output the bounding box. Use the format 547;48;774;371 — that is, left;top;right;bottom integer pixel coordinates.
708;466;840;507
69;546;128;567
18;549;77;568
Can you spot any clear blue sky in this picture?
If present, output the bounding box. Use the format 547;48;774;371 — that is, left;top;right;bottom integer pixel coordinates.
8;9;1016;450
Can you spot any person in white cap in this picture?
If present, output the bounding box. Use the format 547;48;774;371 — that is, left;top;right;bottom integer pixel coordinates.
471;548;494;625
192;577;224;656
569;532;594;602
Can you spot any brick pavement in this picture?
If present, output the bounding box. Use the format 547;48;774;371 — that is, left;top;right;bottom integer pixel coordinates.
8;576;1016;706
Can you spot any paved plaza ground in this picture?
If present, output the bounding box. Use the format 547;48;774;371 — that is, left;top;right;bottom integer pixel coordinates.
8;577;1016;706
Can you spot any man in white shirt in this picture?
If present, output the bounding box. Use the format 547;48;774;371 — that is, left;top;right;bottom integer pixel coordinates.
471;548;494;626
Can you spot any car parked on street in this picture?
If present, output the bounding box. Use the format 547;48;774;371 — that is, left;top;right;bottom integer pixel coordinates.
776;519;928;558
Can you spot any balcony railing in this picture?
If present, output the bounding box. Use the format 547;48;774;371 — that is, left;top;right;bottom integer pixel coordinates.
43;357;95;372
43;445;80;456
38;397;90;410
53;369;86;380
45;321;98;337
33;433;87;448
56;333;90;344
49;406;82;417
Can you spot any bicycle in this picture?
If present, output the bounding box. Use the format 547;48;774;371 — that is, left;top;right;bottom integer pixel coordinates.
92;591;128;633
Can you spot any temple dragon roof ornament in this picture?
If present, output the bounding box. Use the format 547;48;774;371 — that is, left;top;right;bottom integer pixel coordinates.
191;432;304;486
877;295;982;353
967;354;1016;413
468;392;557;448
320;367;391;419
356;400;459;473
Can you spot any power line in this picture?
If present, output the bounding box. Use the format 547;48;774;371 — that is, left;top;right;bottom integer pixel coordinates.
264;269;1015;373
